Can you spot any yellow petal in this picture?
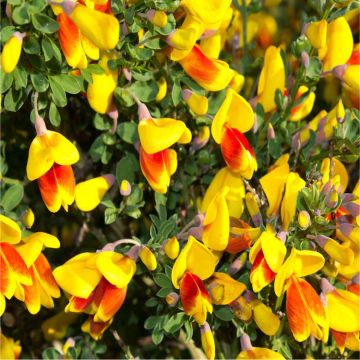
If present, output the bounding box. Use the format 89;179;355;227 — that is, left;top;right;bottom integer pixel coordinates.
260;230;286;273
27;131;79;181
202;191;230;251
259;163;289;217
139;246;157;271
322;17;353;72
208;272;246;305
75;175;115;212
69;3;120;50
306;20;327;49
171;236;218;288
280;172;306;231
155;76;167;102
138;118;191;154
183;90;208;116
293;250;325;277
200;33;222;59
21;208;35;229
251;299;280;335
53;253;102;298
201;167;245;218
0;215;21;244
96;252;136;288
274;248;296;297
257;46;285;113
164;236;180;260
212;88;254;144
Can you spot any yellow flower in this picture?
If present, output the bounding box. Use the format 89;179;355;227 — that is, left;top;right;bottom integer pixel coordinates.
182;89;208;116
0;333;21;360
200;322;216;360
0;214;21;244
75;174;115;212
1;32;25;74
155;76;167;102
146;10;167;28
257;46;285;112
21;208;35;229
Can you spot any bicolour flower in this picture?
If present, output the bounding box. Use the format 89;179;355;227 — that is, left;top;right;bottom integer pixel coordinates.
274;248;327;342
0;333;21;360
75;174;115;212
305;17;353;72
171;236;218;324
178;45;234;91
87;52;118;114
53;251;136;339
212;88;257;178
289;86;316;122
201;167;245;218
53;0;119;68
182;89;208;116
138;108;191;193
257;46;285;113
1;32;26;74
249;228;286;292
26;124;79;212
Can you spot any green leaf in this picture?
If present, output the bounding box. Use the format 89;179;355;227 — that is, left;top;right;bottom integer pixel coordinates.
144;316;159;330
1;71;13;94
163;313;185;333
104;207;118;224
12;63;28;90
32;13;59;34
52;74;81;94
42;37;62;62
129;80;158;102
1;184;24;212
116;154;139;183
4;87;28;112
153;273;172;288
30;73;49;92
114;87;135;107
23;35;41;54
1;26;16;43
93;114;111;131
49;102;61;127
117;122;138;143
89;136;106;162
156;287;173;297
214;306;234;321
12;3;31;25
49;77;67;107
42;348;61;360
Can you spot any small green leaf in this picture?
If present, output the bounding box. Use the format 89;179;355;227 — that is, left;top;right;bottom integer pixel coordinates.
152;330;164;345
1;71;14;94
30;73;49;92
171;81;181;106
23;36;41;54
4;87;28;112
104;207;118;224
116;154;139;183
163;313;185;333
49;102;61;127
42;348;61;360
42;37;62;62
129;80;158;102
117;122;138;144
49;77;67;107
153;273;172;288
12;3;31;25
214;306;234;321
32;13;59;33
1;184;24;212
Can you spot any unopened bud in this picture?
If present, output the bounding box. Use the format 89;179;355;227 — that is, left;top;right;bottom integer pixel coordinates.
301;51;310;68
332;64;348;81
245;192;262;227
21;208;35;228
200;322;215;360
267;123;275;140
155;76;167;102
146;10;168;28
336;99;345;124
191;126;210;151
164;236;179;260
120;180;132;196
240;333;253;351
122;67;132;82
139;246;157;271
165;292;179;307
298;210;311;230
228;253;247;276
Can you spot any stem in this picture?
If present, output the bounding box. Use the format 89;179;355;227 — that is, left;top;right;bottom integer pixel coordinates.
101;238;141;252
240;0;248;59
33;92;47;136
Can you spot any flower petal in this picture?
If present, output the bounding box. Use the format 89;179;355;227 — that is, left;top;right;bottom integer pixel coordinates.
0;215;21;244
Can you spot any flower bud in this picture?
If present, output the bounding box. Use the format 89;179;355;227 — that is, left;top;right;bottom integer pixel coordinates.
200;322;215;360
267;123;275;140
146;10;167;28
301;51;310;69
138;102;152;121
165;292;179;307
164;236;179;260
245;192;262;227
1;32;26;74
182;89;208;116
139;246;157;271
120;180;131;196
297;210;311;230
21;208;35;229
335;98;345;124
191;126;210;151
155;77;167;102
228;252;247;276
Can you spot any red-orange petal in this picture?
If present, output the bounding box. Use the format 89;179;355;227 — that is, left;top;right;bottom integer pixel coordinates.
38;164;75;213
179;45;233;91
221;126;257;178
139;146;176;193
0;252;15;299
34;254;60;298
57;13;86;68
250;250;276;292
0;243;32;287
95;282;127;322
23;267;41;314
180;271;212;325
332;330;347;354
